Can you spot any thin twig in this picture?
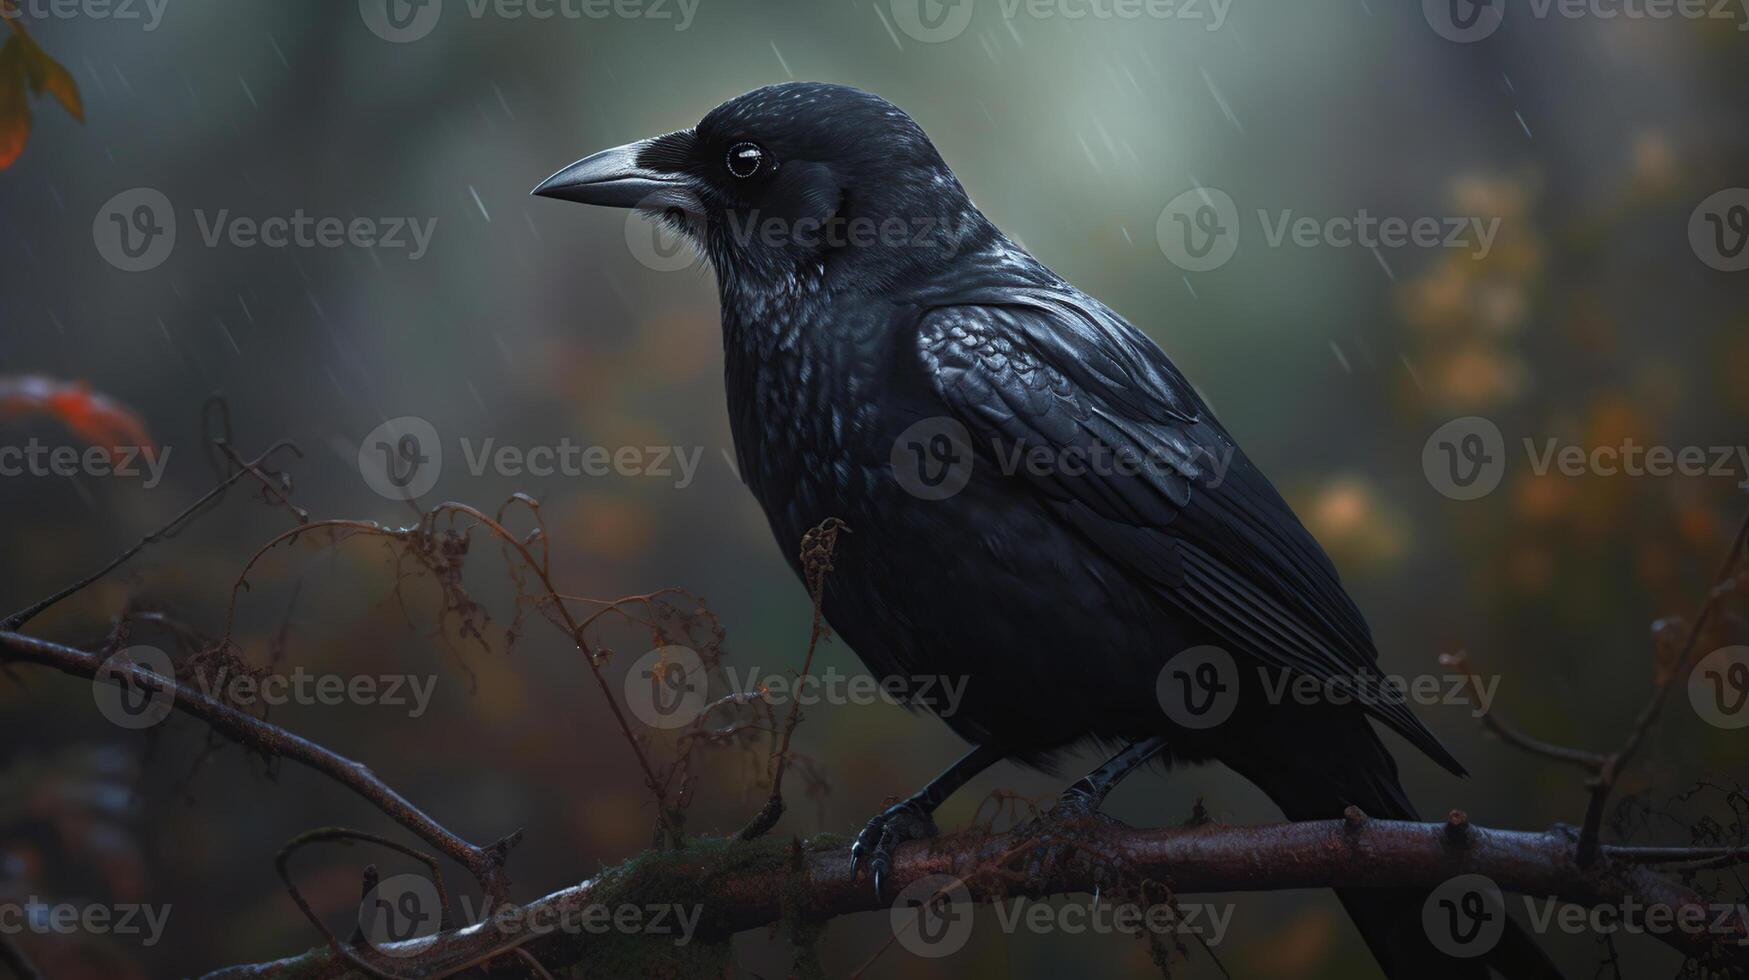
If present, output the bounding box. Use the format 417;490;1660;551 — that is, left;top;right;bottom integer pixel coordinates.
0;935;42;980
1577;507;1749;864
219;499;680;845
739;518;848;841
276;828;459;980
0;441;301;631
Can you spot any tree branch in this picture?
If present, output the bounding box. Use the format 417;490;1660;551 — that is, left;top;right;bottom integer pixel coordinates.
0;629;520;906
197;815;1749;979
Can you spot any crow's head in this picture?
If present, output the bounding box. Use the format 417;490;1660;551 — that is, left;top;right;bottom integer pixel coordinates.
534;82;992;288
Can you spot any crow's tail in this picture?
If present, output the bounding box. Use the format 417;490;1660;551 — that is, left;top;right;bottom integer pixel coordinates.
1227;719;1565;980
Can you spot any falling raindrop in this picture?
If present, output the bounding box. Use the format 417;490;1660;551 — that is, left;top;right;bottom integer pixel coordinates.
1200;67;1243;135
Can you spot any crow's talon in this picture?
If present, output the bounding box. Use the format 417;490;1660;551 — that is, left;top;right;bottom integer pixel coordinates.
1051;785;1101;821
850;799;938;897
1020;787;1129;889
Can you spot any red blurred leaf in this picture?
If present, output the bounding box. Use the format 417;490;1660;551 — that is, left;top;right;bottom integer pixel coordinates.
0;376;155;457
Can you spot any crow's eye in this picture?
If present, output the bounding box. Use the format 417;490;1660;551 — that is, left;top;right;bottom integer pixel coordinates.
726;142;765;178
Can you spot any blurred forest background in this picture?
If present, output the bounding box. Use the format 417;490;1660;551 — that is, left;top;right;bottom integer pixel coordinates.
0;1;1746;977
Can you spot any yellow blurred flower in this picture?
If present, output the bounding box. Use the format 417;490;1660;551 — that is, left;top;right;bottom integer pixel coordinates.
1296;475;1409;572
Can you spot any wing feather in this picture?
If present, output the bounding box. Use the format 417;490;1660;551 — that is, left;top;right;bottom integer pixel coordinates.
916;296;1464;775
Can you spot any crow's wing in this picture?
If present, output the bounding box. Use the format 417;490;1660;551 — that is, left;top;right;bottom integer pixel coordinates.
914;292;1464;775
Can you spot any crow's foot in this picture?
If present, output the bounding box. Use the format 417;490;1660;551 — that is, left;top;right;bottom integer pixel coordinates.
849;799;939;898
1019;785;1130;890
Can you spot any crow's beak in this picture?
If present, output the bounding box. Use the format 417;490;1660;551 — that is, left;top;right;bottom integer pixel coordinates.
531;136;698;211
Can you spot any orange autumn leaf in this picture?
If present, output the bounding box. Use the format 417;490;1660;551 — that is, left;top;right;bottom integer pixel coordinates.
0;15;83;170
0;33;27;170
0;376;155;457
31;44;79;121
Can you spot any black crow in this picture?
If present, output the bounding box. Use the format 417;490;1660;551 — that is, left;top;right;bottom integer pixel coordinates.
535;81;1559;979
